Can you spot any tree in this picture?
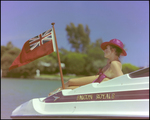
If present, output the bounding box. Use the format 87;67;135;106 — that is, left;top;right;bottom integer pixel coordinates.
1;47;21;77
37;55;57;74
1;46;7;57
83;39;107;75
66;23;90;53
1;41;14;57
122;63;140;74
64;52;87;75
86;39;104;61
6;41;14;49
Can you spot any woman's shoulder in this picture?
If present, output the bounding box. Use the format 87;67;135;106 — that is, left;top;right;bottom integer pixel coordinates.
110;60;122;69
111;60;121;64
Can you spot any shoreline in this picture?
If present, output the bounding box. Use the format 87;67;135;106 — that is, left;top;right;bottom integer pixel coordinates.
34;76;71;81
1;75;84;81
1;77;70;81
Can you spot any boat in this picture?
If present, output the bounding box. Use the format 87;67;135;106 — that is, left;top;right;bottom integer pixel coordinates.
11;67;149;119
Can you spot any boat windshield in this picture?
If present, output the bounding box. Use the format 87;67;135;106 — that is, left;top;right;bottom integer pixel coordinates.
129;67;149;78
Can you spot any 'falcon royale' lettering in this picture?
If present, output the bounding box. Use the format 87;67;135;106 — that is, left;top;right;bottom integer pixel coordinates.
76;93;115;100
96;93;115;99
77;95;93;100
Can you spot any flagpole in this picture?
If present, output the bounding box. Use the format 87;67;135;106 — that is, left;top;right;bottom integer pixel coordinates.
51;23;65;89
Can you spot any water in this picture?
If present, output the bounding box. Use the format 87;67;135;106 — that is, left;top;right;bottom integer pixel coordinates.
1;78;62;119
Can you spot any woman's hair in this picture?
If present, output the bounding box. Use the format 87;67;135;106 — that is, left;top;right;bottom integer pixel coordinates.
110;45;122;57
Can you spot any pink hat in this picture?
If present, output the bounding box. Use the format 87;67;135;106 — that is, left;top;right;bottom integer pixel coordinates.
101;38;127;56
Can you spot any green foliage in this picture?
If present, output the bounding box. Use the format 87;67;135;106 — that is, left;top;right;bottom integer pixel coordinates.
6;41;14;49
64;52;87;75
37;55;57;74
1;46;7;57
1;42;21;77
122;63;140;74
7;60;38;78
1;45;20;64
86;46;104;61
66;23;90;53
84;38;107;75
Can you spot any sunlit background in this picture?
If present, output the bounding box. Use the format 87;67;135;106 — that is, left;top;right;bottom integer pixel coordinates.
1;1;149;78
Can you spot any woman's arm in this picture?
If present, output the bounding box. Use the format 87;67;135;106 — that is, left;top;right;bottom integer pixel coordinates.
48;75;99;96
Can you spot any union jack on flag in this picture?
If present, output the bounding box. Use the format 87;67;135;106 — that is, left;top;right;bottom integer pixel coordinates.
28;28;55;51
9;26;57;71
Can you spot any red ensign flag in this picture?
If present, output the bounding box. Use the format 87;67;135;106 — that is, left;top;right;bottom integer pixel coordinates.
9;28;56;70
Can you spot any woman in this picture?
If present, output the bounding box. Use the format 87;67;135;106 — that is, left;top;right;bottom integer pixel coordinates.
48;38;127;96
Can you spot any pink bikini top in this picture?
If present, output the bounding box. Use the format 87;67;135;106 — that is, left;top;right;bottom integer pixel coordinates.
92;68;111;83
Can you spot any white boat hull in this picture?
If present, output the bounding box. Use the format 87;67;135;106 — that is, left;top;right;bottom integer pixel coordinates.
11;67;149;119
11;98;149;119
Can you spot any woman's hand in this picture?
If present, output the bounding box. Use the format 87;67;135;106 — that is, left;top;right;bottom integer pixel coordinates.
48;88;62;97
